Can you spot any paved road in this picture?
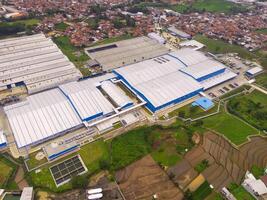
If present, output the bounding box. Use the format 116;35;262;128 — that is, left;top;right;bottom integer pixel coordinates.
251;84;267;95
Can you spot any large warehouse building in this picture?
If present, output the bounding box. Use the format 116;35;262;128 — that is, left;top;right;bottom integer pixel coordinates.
4;47;237;149
4;74;138;149
85;36;169;71
0;34;82;94
114;49;237;112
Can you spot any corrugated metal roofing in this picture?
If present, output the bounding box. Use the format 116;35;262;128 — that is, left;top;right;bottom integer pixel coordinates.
0;130;7;147
59;74;115;121
4;88;82;148
114;55;202;109
0;33;82;93
200;69;237;90
169;49;208;66
180;59;226;80
246;67;263;75
101;80;133;108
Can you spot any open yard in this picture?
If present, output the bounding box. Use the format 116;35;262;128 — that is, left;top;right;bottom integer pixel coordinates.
27;140;109;192
202;109;258;145
191;181;212;200
194;35;267;68
0;155;18;189
227;90;267;131
256;73;267;89
168;102;218;119
228;183;255;200
26;150;48;170
115;155;183;200
170;0;246;14
54;22;69;31
0;156;14;187
53;36;90;77
110;124;194;170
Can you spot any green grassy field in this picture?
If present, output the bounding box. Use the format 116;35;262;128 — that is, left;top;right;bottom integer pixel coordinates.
0;156;14;187
54;22;69;31
168;102;218;119
53;36;90;77
110;124;194;170
251;165;265;179
4;18;40;26
227;90;267;131
0;155;19;189
26;150;48;170
228;183;255;200
192;181;212;200
256;73;267;89
202;108;258;145
171;0;246;14
256;28;267;35
27;140;109;192
194;35;267;68
220;85;251;99
205;192;223;200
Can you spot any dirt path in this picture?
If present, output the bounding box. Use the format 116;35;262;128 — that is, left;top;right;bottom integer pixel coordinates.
15;166;29;189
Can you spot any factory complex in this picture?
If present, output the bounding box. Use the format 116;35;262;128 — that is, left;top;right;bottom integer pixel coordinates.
0;34;82;94
0;34;239;159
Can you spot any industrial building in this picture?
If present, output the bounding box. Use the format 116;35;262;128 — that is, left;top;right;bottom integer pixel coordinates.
0;34;82;94
114;49;237;112
4;74;141;149
4;47;237;151
85;36;169;71
0;130;7;149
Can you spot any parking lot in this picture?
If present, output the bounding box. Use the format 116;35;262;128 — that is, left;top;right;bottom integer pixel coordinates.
205;56;249;99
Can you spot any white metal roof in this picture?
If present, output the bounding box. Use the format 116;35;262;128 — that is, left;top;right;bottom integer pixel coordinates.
20;187;33;200
115;55;185;86
0;33;82;93
169;49;209;66
59;74;115;121
114;55;202;108
4;88;82;148
246;67;263;75
101;80;133;108
180;59;226;80
200;69;237;90
179;40;205;50
0;130;7;146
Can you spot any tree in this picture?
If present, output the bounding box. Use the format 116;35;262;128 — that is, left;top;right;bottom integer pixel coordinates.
71;175;88;189
183;190;193;200
99;159;110;170
125;15;135;27
178;111;185;118
113;18;124;29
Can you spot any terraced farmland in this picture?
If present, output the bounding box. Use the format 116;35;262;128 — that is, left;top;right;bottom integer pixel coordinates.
168;132;267;192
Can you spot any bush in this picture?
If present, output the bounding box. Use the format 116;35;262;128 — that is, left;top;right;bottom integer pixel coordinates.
71;175;88;189
99;159;110;170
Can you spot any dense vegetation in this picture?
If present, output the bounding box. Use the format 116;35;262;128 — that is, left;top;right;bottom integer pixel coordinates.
0;19;40;36
227;90;267;131
53;36;90;77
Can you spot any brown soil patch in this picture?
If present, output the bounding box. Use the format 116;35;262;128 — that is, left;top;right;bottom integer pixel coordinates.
116;155;183;200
